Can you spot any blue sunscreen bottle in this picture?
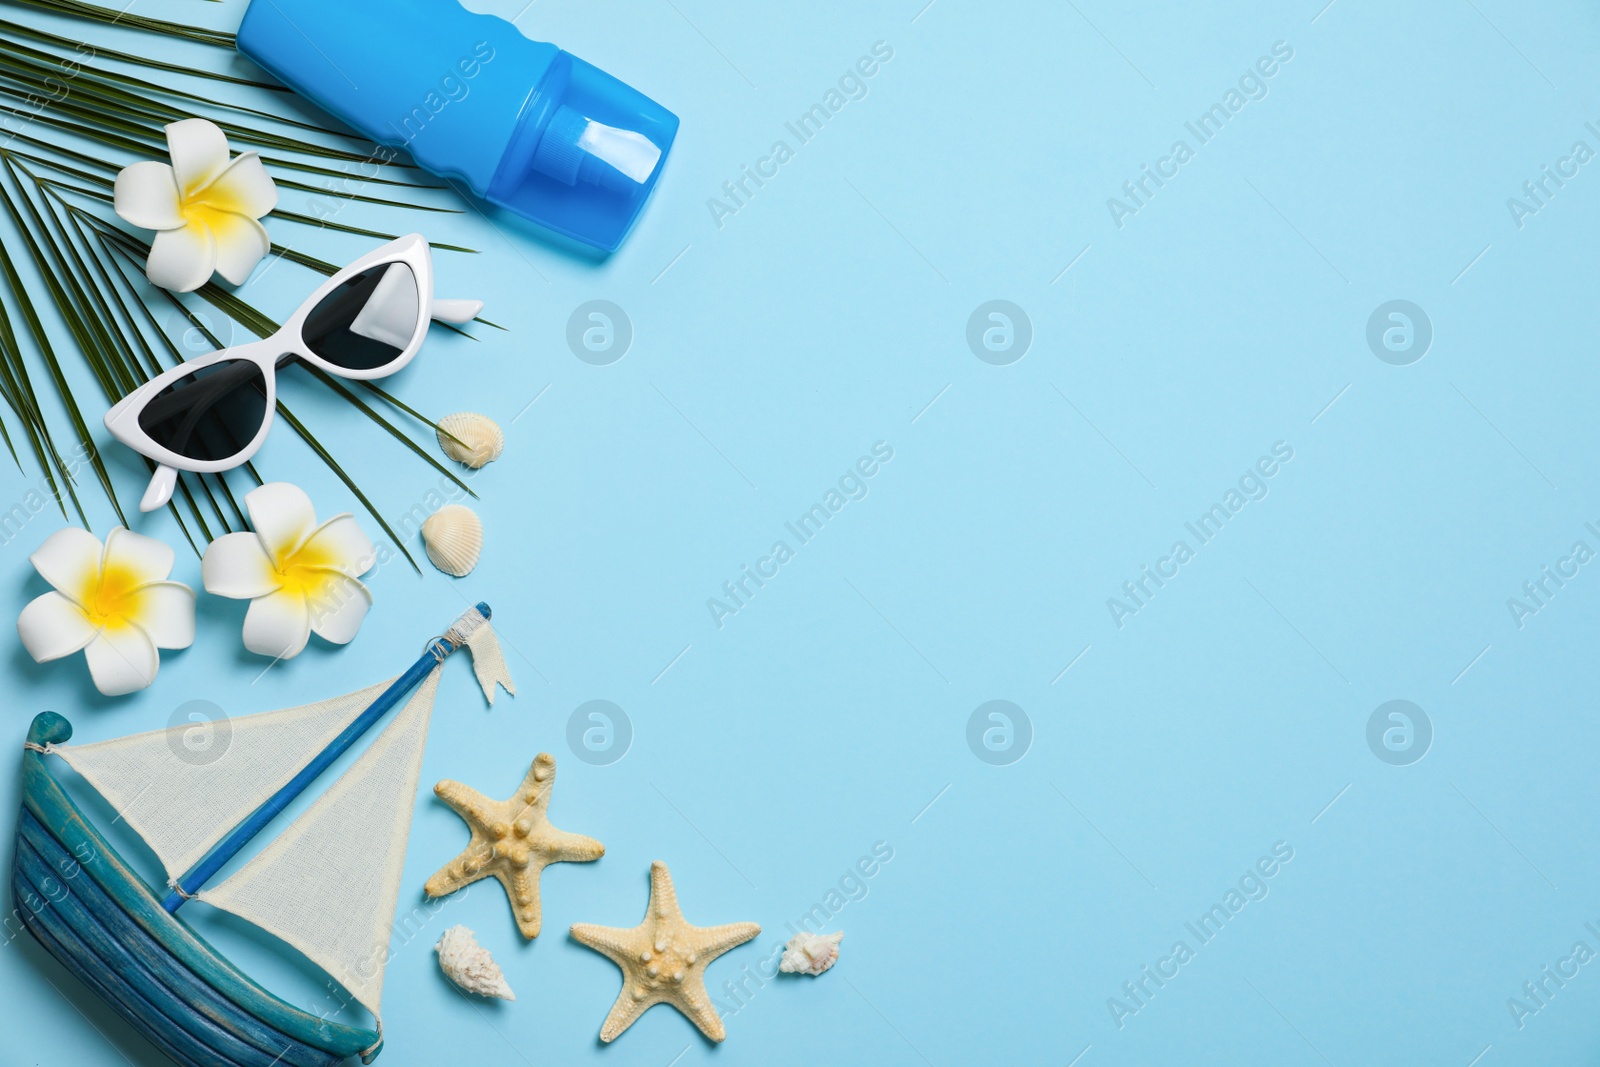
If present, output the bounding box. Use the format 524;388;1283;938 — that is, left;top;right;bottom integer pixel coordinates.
236;0;678;251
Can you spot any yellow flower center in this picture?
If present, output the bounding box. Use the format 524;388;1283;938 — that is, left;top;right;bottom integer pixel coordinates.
81;561;145;630
273;538;342;599
180;201;239;234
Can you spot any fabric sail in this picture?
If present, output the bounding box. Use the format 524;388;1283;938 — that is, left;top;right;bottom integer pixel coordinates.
197;669;442;1019
44;606;514;1022
50;678;397;884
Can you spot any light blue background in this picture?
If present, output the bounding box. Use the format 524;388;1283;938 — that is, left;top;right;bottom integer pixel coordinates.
5;0;1600;1064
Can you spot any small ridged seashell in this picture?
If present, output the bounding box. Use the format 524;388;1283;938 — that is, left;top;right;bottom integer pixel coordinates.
779;930;843;976
436;412;504;468
435;925;515;1000
422;504;483;577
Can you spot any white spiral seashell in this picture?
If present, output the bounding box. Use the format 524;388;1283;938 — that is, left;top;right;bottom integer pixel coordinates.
779;930;843;976
436;412;504;468
422;504;484;577
436;925;515;1000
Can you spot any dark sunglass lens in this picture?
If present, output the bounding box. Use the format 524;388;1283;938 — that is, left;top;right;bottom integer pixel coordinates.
136;358;268;462
302;263;420;371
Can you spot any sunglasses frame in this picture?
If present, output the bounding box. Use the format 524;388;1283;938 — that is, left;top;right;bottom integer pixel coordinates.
105;234;482;512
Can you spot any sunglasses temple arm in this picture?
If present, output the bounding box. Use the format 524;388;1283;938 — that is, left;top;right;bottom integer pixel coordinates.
430;299;483;325
139;464;179;513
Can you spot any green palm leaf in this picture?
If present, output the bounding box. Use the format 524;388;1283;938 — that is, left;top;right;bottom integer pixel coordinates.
0;0;493;563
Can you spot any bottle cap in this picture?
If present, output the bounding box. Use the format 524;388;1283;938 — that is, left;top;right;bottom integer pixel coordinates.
237;0;676;252
488;53;678;251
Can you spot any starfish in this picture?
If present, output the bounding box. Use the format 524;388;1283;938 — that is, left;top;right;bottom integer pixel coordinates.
570;861;759;1043
424;752;603;938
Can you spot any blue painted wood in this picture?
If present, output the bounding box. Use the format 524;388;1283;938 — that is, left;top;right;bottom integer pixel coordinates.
16;813;329;1063
17;713;381;1062
17;896;212;1067
13;852;321;1067
164;601;491;910
16;821;332;1066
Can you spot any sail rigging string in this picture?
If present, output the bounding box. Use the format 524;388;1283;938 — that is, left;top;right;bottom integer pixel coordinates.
446;606;488;645
22;741;51;754
422;602;488;663
450;607;514;705
412;605;510;704
361;1019;384;1059
165;878;195;901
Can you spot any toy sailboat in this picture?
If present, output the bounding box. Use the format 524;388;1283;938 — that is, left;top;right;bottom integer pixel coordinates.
9;603;513;1067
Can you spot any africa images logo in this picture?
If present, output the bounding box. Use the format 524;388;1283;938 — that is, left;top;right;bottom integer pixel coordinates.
706;442;894;629
706;42;895;229
1105;41;1295;229
1108;841;1295;1029
1106;442;1294;629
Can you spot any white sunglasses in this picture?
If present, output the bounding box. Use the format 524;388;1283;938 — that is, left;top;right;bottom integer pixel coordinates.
105;234;482;512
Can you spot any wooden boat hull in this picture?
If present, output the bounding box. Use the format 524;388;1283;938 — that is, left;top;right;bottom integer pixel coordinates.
10;712;383;1067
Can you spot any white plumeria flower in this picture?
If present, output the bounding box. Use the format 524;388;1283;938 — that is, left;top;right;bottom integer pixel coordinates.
202;483;376;660
113;118;278;293
17;527;196;697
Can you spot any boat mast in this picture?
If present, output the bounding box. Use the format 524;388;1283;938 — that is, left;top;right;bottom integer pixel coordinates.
160;603;491;912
